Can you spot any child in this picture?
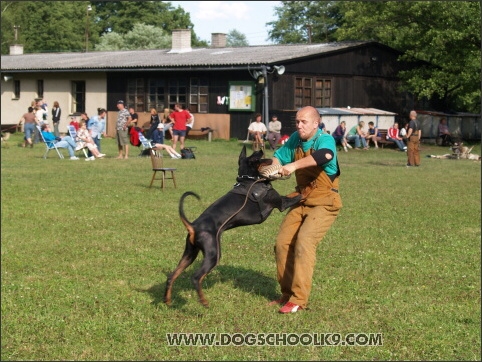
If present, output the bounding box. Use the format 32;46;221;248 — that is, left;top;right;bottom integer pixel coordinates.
366;121;379;149
76;120;106;161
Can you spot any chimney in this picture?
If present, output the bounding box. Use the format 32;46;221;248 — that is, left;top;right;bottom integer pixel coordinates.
10;44;24;55
211;33;227;48
169;29;192;53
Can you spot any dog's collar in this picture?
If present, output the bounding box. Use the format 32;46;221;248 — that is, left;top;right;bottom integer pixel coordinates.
236;175;260;181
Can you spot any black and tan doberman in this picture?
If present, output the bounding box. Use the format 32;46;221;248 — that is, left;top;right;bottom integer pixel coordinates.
164;145;301;307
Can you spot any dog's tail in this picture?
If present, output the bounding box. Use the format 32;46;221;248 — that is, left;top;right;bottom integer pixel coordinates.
179;191;200;245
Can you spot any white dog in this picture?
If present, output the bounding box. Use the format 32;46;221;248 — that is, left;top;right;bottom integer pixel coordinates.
428;143;481;161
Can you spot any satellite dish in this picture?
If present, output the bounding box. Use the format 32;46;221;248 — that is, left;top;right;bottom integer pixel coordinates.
273;65;285;75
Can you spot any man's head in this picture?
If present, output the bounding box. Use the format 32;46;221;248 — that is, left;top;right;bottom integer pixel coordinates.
410;110;417;119
255;113;262;122
129;107;135;114
117;100;125;110
295;106;320;140
271;115;278;121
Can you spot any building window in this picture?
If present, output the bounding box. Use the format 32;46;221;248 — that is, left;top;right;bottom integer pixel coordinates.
71;81;85;113
147;79;166;111
168;78;187;108
37;80;44;98
295;77;331;108
189;77;209;113
127;78;145;112
13;80;20;99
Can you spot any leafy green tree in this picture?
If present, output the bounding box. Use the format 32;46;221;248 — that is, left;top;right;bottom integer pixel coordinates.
335;1;481;113
91;1;206;47
95;23;171;51
267;1;481;113
226;29;249;47
267;1;342;44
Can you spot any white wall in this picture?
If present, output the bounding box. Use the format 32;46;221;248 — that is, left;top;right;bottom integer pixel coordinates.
1;72;107;134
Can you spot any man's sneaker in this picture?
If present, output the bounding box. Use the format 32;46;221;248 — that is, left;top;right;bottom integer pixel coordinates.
70;156;79;160
279;302;303;314
89;156;96;160
97;153;106;158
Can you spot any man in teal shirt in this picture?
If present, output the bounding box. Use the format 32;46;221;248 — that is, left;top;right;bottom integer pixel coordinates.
262;106;342;314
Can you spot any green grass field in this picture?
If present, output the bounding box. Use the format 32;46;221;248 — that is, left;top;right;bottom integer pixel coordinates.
1;133;480;360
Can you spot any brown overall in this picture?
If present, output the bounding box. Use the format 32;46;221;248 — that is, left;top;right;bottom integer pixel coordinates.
275;146;342;309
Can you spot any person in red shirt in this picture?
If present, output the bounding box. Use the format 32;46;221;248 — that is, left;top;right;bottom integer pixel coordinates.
169;103;192;151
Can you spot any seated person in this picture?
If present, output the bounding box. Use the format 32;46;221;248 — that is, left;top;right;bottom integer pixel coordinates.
386;122;407;151
248;113;267;145
332;121;351;152
267;115;281;150
151;122;165;144
40;123;79;160
76;120;106;160
365;121;379;149
346;121;368;150
438;118;453;146
150;123;182;159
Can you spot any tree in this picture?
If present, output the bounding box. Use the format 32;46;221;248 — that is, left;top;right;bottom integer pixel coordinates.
95;23;171;51
266;1;481;113
266;1;342;44
334;1;481;113
226;29;249;47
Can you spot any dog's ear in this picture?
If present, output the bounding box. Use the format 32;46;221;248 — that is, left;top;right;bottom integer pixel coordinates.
239;145;247;161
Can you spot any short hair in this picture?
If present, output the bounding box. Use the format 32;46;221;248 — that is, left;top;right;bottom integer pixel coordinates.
368;121;374;126
41;123;49;131
255;113;262;119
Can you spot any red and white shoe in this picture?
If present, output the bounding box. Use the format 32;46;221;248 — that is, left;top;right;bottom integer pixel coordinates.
279;302;303;314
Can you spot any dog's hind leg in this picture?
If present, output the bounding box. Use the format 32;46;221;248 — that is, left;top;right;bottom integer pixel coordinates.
164;238;200;305
191;236;220;307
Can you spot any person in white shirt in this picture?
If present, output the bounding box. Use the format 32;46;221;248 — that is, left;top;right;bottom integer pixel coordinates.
248;113;267;149
267;114;282;150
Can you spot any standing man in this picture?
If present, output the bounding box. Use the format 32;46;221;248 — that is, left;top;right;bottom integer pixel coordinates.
116;100;132;159
260;106;342;314
267;114;282;150
406;110;421;167
169;103;192;151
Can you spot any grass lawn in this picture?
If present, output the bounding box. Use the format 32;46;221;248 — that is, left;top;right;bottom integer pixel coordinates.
1;133;480;360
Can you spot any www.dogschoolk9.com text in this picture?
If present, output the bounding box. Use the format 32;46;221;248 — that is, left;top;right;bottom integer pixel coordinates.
166;332;383;347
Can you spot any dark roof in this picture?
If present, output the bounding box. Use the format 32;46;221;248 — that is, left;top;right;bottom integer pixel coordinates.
1;41;375;72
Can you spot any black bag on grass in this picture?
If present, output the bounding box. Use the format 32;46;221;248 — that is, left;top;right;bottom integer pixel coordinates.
181;147;195;159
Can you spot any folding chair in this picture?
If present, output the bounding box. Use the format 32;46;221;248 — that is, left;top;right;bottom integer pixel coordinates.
149;149;177;189
138;131;153;157
37;125;64;159
67;125;88;158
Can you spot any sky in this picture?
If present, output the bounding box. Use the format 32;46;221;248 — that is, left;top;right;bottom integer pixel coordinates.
169;1;281;46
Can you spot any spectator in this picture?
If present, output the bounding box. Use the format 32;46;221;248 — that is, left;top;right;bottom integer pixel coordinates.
406;110;421;167
318;119;326;132
332;121;351;152
18;106;38;148
248;113;267;148
115;100;132;159
69;116;80;131
40;123;80;160
346;121;368;150
146;108;160;139
365;121;379;149
151;122;165;144
169;103;192;151
438;118;453;146
267;115;282;150
76;120;106;160
87;108;107;152
386;122;407;151
51;101;61;137
128;106;139;129
162;107;174;140
186;111;194;138
33;105;46;144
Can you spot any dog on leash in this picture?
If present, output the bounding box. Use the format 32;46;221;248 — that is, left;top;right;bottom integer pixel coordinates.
164;145;301;307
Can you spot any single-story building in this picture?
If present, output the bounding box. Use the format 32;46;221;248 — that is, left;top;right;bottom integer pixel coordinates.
2;29;479;141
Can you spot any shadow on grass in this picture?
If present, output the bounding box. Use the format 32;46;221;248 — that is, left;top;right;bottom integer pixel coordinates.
132;265;277;309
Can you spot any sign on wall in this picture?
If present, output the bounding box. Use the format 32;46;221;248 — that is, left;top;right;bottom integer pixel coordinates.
228;81;255;112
